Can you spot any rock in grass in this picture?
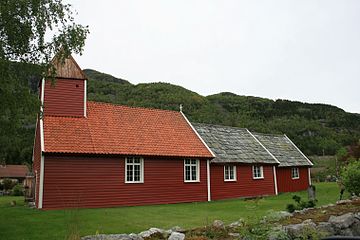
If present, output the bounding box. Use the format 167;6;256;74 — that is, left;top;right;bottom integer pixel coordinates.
228;219;245;228
168;232;185;240
316;222;335;236
139;228;164;238
284;219;316;238
329;213;356;229
212;220;225;229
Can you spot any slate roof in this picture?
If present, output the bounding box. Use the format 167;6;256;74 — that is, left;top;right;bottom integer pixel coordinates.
43;102;213;158
253;133;313;167
193;123;278;164
0;165;29;178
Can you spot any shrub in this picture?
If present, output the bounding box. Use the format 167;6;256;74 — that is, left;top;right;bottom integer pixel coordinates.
341;160;360;195
286;195;317;213
2;178;16;191
12;184;24;196
286;203;296;213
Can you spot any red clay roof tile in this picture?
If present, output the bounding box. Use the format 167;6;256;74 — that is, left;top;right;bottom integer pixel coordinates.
0;165;29;178
43;102;213;158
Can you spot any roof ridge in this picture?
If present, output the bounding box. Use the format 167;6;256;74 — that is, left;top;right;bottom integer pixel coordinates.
87;101;181;114
252;132;286;137
192;122;247;131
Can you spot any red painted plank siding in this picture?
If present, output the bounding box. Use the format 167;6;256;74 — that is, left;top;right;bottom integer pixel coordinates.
210;164;276;200
42;155;208;209
276;167;310;193
43;79;85;117
32;119;41;208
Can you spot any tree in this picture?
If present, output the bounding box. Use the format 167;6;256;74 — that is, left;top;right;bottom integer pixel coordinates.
0;0;89;164
341;160;360;195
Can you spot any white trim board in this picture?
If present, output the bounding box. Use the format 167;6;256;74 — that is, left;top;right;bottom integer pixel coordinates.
247;129;281;164
207;159;211;201
180;112;216;158
273;166;278;195
284;134;314;166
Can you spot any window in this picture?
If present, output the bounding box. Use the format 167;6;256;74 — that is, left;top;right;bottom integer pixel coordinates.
224;165;236;181
125;157;144;183
184;159;199;182
252;166;264;179
291;167;299;179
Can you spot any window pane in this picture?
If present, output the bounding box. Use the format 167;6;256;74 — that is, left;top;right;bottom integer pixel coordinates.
185;159;190;165
225;166;229;179
191;165;197;180
185;165;190;180
127;165;133;181
191;159;196;165
229;166;234;179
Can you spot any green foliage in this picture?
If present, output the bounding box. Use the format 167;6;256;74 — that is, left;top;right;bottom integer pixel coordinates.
11;184;23;196
286;195;317;213
2;178;16;191
0;0;88;164
341;160;360;195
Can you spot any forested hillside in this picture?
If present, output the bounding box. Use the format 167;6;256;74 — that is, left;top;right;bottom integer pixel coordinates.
85;69;360;156
4;68;360;165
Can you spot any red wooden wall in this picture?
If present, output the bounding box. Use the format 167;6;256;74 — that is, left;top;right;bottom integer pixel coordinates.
42;155;208;209
43;79;85;117
276;167;310;193
210;164;276;200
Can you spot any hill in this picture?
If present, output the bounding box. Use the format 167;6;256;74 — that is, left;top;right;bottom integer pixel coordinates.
85;69;360;156
4;68;360;165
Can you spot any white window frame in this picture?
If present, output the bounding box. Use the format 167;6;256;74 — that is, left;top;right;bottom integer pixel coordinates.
184;159;200;182
291;167;300;179
224;165;237;182
125;157;144;183
252;165;264;179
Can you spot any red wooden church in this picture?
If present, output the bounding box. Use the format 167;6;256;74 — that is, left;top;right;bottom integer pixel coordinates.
33;55;312;209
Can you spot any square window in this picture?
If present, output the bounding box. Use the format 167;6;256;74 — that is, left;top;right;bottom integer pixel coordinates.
224;165;236;181
125;157;144;183
252;166;264;179
291;167;299;179
184;159;199;182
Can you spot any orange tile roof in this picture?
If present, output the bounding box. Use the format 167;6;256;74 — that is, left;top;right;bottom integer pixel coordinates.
43;102;213;158
0;165;29;178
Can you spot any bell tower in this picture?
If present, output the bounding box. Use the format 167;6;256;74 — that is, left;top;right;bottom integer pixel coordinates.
41;55;87;117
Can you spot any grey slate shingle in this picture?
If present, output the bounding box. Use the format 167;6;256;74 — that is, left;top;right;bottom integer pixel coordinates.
252;133;313;167
193;123;278;164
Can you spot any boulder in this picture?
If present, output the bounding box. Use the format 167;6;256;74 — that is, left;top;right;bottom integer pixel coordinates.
329;213;356;229
168;232;185;240
350;219;360;236
138;228;164;238
170;226;184;232
228;219;245;228
316;222;335;236
284;219;316;238
212;220;225;229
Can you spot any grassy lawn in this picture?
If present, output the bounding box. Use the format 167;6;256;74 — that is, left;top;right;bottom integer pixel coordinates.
0;182;340;240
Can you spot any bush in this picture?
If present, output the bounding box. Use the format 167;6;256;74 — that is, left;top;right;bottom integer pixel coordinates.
341;160;360;195
12;184;24;196
2;178;16;191
286;195;317;213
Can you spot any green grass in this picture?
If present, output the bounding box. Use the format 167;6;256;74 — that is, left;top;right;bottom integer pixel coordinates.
0;182;340;240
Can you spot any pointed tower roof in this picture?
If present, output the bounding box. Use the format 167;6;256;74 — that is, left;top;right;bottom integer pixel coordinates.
50;53;87;80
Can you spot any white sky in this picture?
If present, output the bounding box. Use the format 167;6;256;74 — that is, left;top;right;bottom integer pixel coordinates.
69;0;360;113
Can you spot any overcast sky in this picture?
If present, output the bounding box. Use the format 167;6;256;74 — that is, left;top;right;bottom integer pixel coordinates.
68;0;360;113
